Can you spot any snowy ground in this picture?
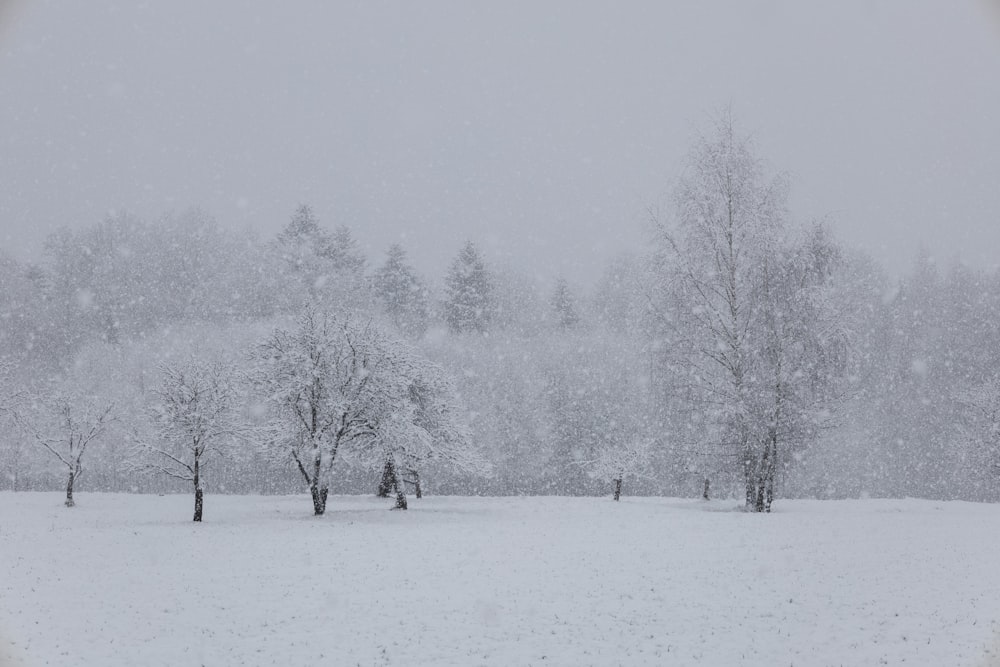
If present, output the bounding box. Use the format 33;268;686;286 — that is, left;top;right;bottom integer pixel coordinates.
1;493;999;667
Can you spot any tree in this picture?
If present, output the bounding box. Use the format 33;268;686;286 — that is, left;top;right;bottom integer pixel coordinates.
276;205;335;299
739;223;848;510
130;359;243;521
327;225;367;277
251;309;394;515
375;243;429;338
648;112;845;512
953;376;1000;499
358;352;481;509
0;361;27;491
276;206;369;311
14;392;115;507
443;241;494;334
588;438;653;501
550;277;580;329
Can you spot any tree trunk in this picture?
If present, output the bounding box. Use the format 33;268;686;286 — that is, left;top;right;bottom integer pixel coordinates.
755;442;767;512
391;463;407;510
377;457;395;498
763;437;777;513
743;441;756;510
193;457;203;522
193;488;203;522
702;477;710;500
310;483;328;515
64;470;75;507
412;470;422;499
613;478;622;501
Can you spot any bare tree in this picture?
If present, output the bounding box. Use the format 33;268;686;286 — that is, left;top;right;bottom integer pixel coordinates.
130;359;243;521
15;392;115;507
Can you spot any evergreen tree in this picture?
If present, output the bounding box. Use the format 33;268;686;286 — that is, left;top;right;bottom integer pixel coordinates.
443;242;494;334
550;277;580;329
375;243;429;337
278;204;324;248
327;225;367;276
276;206;368;308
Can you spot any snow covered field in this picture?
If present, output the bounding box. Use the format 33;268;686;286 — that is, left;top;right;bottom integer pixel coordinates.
1;493;998;667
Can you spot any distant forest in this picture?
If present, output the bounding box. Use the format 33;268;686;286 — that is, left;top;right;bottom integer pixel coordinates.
2;117;999;510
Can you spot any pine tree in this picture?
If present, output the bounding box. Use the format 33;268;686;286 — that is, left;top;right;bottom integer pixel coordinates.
276;206;368;308
550;277;580;328
327;225;367;276
375;244;428;337
276;205;335;295
443;242;494;334
278;204;324;247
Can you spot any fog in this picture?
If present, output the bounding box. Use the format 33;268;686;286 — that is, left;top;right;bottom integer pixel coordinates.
2;1;999;280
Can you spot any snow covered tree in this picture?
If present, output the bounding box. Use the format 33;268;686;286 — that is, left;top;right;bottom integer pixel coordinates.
251;309;399;515
14;391;115;507
359;353;481;509
276;205;335;298
648;113;846;511
550;277;580;329
275;206;368;311
327;225;367;277
542;331;656;496
130;359;243;521
739;223;848;510
954;376;1000;499
375;243;429;338
444;241;494;334
588;438;653;501
0;360;20;415
0;361;27;491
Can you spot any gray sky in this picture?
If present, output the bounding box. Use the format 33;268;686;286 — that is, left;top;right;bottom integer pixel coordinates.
1;1;999;282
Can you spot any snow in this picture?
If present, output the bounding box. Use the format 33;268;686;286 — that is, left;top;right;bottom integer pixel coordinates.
1;493;999;666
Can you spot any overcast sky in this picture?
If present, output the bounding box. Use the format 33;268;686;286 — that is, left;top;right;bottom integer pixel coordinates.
1;1;998;283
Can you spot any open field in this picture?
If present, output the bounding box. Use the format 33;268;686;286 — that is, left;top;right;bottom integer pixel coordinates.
1;492;999;666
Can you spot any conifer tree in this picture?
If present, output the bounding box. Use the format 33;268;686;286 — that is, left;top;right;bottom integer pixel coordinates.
375;243;429;337
443;241;494;334
551;277;580;329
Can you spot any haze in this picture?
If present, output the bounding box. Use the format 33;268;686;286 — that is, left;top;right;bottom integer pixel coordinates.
1;0;999;280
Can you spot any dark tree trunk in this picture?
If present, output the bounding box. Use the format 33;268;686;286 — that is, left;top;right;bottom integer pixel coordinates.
412;470;422;499
763;436;777;513
193;457;203;522
755;445;767;513
377;457;395;498
193;488;203;522
390;463;407;510
702;477;710;500
65;470;75;507
310;484;328;515
746;440;777;514
743;442;756;510
613;478;622;501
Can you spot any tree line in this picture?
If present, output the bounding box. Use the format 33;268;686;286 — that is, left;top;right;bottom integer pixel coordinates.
1;114;999;514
